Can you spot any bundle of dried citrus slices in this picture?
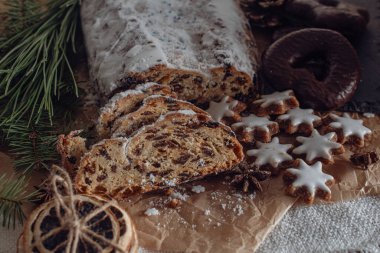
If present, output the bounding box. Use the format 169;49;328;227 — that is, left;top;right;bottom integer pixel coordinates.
19;166;138;253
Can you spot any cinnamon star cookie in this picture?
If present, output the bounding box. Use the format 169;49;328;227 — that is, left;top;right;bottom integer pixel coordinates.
292;129;344;164
283;160;335;204
231;114;279;143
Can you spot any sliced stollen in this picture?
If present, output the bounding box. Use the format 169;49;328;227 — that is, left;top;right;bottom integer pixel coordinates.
97;82;176;139
57;130;88;174
75;111;244;199
81;0;258;103
112;95;209;138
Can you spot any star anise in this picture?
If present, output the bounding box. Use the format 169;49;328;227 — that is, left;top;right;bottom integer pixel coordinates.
350;151;379;170
231;161;271;193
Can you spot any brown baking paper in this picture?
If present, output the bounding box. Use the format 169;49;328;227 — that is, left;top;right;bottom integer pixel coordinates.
117;113;380;253
1;114;379;253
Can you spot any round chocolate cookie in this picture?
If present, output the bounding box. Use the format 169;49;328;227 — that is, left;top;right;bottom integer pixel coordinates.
284;0;369;37
262;28;360;110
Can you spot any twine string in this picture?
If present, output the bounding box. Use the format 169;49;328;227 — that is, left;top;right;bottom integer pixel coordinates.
42;166;127;253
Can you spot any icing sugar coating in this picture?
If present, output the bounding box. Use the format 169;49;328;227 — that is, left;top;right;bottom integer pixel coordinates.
158;109;198;122
286;160;334;197
81;0;256;95
277;108;321;126
207;96;238;122
102;82;159;114
232;114;276;132
253;90;294;108
329;113;372;139
246;137;293;167
293;129;342;162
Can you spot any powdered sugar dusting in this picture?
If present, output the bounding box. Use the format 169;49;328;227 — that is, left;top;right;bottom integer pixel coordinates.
144;208;160;216
192;185;206;194
81;0;256;95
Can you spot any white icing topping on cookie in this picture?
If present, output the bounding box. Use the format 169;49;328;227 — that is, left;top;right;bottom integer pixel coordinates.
277;108;320;126
286;160;334;197
363;113;375;118
329;113;372;139
246;137;293;167
293;130;342;162
206;96;238;122
253;90;294;108
231;114;276;132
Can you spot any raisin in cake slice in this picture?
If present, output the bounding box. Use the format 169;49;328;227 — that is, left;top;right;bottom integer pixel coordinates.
112;95;209;138
57;130;88;174
75;111;244;199
97;82;176;138
81;0;258;103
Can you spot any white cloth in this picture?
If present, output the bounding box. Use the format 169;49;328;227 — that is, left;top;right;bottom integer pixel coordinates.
257;196;380;253
2;197;379;253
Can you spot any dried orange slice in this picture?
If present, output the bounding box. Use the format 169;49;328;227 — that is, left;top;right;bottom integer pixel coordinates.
22;195;137;253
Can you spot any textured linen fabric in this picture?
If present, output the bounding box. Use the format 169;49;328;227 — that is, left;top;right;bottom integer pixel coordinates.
0;223;23;253
2;197;380;253
257;196;380;253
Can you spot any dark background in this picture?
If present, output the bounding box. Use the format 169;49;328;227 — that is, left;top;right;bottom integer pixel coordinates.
341;0;380;112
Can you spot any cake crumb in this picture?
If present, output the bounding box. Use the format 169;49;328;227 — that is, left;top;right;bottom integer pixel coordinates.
204;209;211;216
192;185;206;193
144;208;160;216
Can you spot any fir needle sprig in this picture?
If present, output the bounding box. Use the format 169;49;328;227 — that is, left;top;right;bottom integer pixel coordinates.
0;174;41;229
0;0;80;125
1;117;59;173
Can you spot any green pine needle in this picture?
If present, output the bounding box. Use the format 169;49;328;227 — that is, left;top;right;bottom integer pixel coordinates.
3;0;42;35
1;117;59;173
0;0;80;125
0;174;41;229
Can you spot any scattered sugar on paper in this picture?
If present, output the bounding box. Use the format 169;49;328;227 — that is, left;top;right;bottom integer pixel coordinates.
171;191;189;201
144;208;160;216
233;205;244;216
192;185;206;193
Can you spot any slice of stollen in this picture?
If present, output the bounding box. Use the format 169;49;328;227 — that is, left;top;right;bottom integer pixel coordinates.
97;82;176;139
75;111;244;199
111;95;209;138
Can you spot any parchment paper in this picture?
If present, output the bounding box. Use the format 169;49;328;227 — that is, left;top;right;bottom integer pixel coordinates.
2;65;380;253
114;114;380;253
3;112;379;253
1;100;380;253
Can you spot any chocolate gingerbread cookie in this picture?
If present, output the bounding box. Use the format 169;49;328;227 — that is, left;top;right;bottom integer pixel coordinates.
262;28;360;110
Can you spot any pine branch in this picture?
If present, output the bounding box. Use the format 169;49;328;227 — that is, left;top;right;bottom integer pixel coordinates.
0;0;80;125
0;174;41;229
1;117;60;173
2;0;42;36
